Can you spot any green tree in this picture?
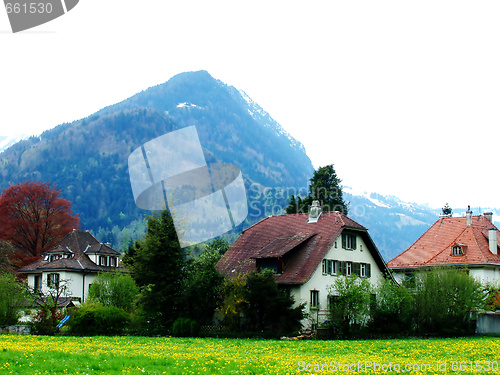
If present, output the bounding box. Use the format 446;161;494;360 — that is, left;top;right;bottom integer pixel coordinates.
0;273;28;325
242;270;305;334
181;239;227;325
286;164;348;214
327;275;371;338
412;267;487;335
123;210;183;333
87;271;139;312
370;278;415;335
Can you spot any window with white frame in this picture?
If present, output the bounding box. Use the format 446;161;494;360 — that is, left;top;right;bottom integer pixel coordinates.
322;259;339;275
310;290;319;308
452;245;463;256
360;263;367;277
47;273;60;288
345;261;353;276
342;233;357;250
99;255;108;266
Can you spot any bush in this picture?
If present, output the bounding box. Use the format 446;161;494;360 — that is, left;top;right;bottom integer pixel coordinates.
412;267;487;336
172;317;200;337
327;275;372;338
0;273;28;326
87;271;139;312
369;278;415;336
69;303;130;335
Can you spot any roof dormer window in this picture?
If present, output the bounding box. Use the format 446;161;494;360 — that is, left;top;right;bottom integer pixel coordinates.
452;245;463;256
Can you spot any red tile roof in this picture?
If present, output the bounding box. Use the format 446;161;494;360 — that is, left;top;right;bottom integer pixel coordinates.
387;215;500;269
216;211;389;285
18;229;123;274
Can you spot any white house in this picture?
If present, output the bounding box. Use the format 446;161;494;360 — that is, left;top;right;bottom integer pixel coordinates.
18;229;123;303
216;202;392;329
388;208;500;286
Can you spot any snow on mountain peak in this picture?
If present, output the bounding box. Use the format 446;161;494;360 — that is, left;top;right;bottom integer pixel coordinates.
0;134;29;153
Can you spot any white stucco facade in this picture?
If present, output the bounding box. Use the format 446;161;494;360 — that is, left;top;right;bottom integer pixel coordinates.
392;265;500;288
289;232;386;328
26;271;99;303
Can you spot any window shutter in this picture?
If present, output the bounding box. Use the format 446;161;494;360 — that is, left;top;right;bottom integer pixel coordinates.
340;261;346;276
352;235;357;250
353;262;360;276
342;234;346;249
366;263;371;278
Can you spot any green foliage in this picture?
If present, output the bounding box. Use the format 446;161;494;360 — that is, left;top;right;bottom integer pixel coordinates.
217;274;247;331
369;278;415;335
242;270;305;334
87;271;139;312
181;239;226;325
411;267;487;335
327;275;372;338
123;210;183;333
0;273;27;325
286;164;348;214
69;302;130;336
172;317;200;337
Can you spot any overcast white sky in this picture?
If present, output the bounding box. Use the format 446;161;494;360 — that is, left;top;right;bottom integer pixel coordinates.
1;1;499;210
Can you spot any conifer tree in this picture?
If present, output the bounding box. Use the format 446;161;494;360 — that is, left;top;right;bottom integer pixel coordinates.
123;210;183;333
286;164;348;214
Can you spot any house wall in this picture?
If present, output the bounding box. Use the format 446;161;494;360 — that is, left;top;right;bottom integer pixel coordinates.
27;271;98;302
391;267;500;287
470;267;500;286
290;233;385;329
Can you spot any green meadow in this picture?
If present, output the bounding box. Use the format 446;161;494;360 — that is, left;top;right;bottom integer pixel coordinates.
1;335;499;374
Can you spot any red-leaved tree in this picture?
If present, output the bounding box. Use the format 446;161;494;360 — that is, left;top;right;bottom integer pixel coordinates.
0;181;80;268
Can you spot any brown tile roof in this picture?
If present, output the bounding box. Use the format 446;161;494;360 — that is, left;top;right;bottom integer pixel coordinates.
387;215;500;269
251;234;317;259
18;229;123;274
216;211;389;285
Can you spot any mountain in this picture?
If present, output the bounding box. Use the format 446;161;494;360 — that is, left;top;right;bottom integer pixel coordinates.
100;70;313;189
2;70;497;261
0;71;314;249
344;188;500;261
0;134;29;153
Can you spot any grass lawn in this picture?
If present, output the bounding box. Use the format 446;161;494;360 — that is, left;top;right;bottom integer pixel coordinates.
1;335;499;374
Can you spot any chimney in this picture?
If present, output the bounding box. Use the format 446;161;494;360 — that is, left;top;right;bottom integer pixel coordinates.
489;228;498;255
308;200;322;223
484;212;493;223
466;205;473;226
